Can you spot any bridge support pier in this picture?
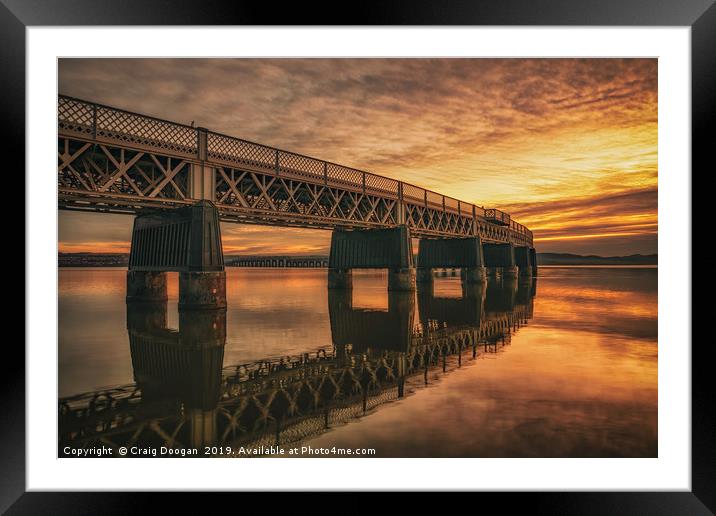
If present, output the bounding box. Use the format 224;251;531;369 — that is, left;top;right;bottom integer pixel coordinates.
514;246;534;278
128;200;227;309
328;225;415;291
417;236;486;285
126;271;168;302
530;247;538;276
484;242;518;279
179;271;227;309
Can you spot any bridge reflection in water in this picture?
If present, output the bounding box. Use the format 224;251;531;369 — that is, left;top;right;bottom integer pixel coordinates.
59;278;535;457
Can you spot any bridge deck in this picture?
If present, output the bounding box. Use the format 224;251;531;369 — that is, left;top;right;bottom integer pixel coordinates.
58;95;533;246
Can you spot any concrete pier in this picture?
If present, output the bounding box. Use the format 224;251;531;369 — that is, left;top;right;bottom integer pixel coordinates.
530;247;538;276
328;225;415;291
417;236;486;285
514;246;534;278
126;270;168;302
179;271;227;309
127;200;226;309
484;242;519;279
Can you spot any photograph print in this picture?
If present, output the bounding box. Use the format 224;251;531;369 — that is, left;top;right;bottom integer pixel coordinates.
57;58;658;459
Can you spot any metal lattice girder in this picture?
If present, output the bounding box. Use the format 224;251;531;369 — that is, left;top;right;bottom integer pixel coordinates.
58;96;534;247
58;136;192;213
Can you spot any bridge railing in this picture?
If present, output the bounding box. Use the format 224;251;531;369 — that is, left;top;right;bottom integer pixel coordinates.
58;95;199;159
58;95;532;243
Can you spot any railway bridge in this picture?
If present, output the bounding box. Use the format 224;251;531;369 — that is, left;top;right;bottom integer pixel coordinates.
58;96;537;307
227;255;329;268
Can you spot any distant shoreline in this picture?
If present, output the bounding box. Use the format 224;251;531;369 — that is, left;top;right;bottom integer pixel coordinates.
58;264;658;270
58;251;658;267
536;252;657;266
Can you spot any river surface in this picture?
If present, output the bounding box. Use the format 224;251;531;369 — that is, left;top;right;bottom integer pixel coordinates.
58;266;657;458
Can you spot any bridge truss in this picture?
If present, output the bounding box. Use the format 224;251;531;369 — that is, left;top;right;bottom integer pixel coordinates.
58;96;533;246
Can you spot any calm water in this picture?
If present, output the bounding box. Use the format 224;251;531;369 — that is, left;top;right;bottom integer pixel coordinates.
58;267;657;458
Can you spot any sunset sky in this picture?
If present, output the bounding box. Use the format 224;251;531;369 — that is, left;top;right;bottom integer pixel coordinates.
58;58;657;256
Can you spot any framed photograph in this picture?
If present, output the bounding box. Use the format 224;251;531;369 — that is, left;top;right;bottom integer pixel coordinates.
6;0;710;511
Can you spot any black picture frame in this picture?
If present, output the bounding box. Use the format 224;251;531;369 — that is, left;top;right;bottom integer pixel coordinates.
4;0;710;512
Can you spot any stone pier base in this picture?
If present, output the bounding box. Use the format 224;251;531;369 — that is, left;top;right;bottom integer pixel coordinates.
388;267;416;291
328;268;353;289
179;271;227;309
484;242;517;280
461;266;487;284
126;271;168;302
519;266;534;278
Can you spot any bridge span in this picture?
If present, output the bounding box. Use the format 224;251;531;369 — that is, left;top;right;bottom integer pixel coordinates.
227;255;329;268
58;95;537;306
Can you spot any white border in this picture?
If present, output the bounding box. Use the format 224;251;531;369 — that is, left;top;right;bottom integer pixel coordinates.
27;27;690;491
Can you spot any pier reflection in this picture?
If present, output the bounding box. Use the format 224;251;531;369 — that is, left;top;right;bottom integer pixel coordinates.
417;281;485;329
329;289;416;353
127;303;226;448
59;278;535;457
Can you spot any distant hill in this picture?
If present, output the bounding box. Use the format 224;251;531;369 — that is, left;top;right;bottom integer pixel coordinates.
536;253;657;265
